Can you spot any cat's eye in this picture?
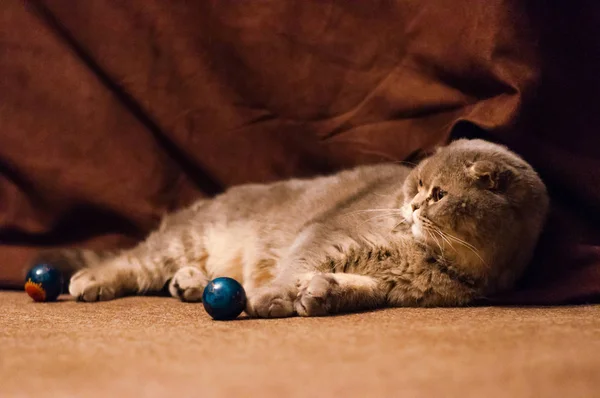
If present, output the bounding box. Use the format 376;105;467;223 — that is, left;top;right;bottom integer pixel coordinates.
418;179;423;187
431;187;447;202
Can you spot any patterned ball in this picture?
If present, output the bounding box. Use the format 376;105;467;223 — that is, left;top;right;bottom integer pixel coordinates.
25;264;63;302
202;277;247;320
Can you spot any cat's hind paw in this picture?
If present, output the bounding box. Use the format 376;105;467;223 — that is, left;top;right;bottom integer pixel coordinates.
69;269;118;302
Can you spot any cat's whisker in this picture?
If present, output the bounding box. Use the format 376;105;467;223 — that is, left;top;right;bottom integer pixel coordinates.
370;191;406;203
441;232;480;253
346;209;405;228
344;208;404;216
419;216;487;267
439;231;488;268
390;219;407;233
433;228;454;250
359;214;406;230
424;226;444;254
371;192;395;198
390;160;419;167
363;214;400;223
427;229;445;260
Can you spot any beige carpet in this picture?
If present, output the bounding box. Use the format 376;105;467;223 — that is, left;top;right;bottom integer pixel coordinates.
1;291;599;398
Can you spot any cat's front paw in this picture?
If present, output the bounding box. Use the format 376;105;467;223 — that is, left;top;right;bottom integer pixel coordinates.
246;286;296;318
169;266;207;302
295;274;337;317
69;269;119;302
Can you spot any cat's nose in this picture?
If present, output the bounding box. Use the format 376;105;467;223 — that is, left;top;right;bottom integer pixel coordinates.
411;202;420;212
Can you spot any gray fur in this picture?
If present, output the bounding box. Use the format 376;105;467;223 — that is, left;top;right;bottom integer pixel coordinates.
49;139;548;317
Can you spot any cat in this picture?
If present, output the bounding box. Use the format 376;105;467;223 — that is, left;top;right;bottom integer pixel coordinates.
37;139;549;317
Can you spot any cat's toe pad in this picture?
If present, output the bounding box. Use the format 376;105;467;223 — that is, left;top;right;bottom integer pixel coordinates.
69;269;117;302
169;266;207;302
246;288;295;318
295;274;337;317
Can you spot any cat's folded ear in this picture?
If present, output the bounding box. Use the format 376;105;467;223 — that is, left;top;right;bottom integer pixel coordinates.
467;160;514;191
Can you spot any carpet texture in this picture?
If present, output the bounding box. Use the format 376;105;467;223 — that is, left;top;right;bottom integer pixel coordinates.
1;291;599;397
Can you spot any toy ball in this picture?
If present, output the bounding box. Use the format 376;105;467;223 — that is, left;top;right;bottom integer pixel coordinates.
202;277;247;320
24;264;63;302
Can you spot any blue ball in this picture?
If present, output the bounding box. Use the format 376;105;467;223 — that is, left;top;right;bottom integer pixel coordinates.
25;264;63;302
202;277;247;320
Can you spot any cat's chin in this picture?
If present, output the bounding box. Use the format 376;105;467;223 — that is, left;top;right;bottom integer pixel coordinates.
410;222;436;246
411;223;424;240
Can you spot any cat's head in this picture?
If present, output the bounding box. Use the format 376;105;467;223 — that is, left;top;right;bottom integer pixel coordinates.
401;139;549;294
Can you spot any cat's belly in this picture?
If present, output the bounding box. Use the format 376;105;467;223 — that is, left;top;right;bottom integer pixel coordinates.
202;220;286;292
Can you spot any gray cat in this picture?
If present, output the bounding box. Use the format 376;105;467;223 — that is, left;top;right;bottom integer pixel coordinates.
43;139;549;317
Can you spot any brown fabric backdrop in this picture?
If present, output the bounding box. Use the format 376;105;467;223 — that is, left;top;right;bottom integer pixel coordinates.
1;0;599;304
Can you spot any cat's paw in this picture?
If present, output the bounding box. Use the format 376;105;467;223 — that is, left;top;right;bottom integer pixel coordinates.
246;286;296;318
295;274;338;317
69;269;119;302
169;266;207;302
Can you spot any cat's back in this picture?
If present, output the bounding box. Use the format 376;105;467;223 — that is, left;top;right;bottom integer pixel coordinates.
215;163;410;223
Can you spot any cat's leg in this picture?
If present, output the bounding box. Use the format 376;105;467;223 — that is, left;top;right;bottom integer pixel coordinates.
246;230;401;318
68;203;211;302
294;273;387;316
246;271;387;318
245;227;335;318
68;245;181;302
